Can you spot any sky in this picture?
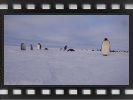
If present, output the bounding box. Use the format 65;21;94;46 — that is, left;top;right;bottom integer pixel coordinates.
4;15;129;50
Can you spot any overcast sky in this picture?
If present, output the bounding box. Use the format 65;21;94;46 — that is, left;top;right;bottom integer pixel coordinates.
4;15;129;50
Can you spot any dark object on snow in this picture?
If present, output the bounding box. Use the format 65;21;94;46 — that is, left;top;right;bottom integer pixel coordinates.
92;50;94;51
103;54;108;56
45;48;48;50
20;43;26;50
64;45;67;51
104;38;108;41
123;51;128;53
37;43;42;50
67;49;75;52
110;50;115;52
97;49;101;51
30;44;33;50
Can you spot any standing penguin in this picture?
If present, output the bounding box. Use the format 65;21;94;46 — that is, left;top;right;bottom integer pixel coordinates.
64;45;67;51
20;43;26;50
37;43;42;50
101;38;110;56
30;44;33;50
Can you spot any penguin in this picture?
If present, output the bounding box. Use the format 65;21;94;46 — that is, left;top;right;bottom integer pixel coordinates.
20;43;26;50
67;49;75;52
101;38;110;56
45;48;48;50
64;45;67;51
30;44;33;50
37;43;42;50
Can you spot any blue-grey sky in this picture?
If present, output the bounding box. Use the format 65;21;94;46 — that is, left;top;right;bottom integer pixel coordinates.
4;15;129;50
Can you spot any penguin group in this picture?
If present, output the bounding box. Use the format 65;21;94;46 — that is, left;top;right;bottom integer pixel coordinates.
20;38;128;56
20;43;47;50
63;45;75;52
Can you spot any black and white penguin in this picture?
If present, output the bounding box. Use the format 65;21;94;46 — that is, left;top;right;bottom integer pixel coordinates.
64;45;67;51
20;43;26;50
30;44;33;50
101;38;110;56
37;43;42;50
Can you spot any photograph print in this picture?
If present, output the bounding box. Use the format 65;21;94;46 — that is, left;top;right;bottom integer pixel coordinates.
4;15;129;85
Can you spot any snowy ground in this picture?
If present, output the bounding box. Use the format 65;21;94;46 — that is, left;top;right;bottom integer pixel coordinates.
4;46;129;85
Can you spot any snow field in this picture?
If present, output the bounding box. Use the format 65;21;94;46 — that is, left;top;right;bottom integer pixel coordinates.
4;46;129;85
